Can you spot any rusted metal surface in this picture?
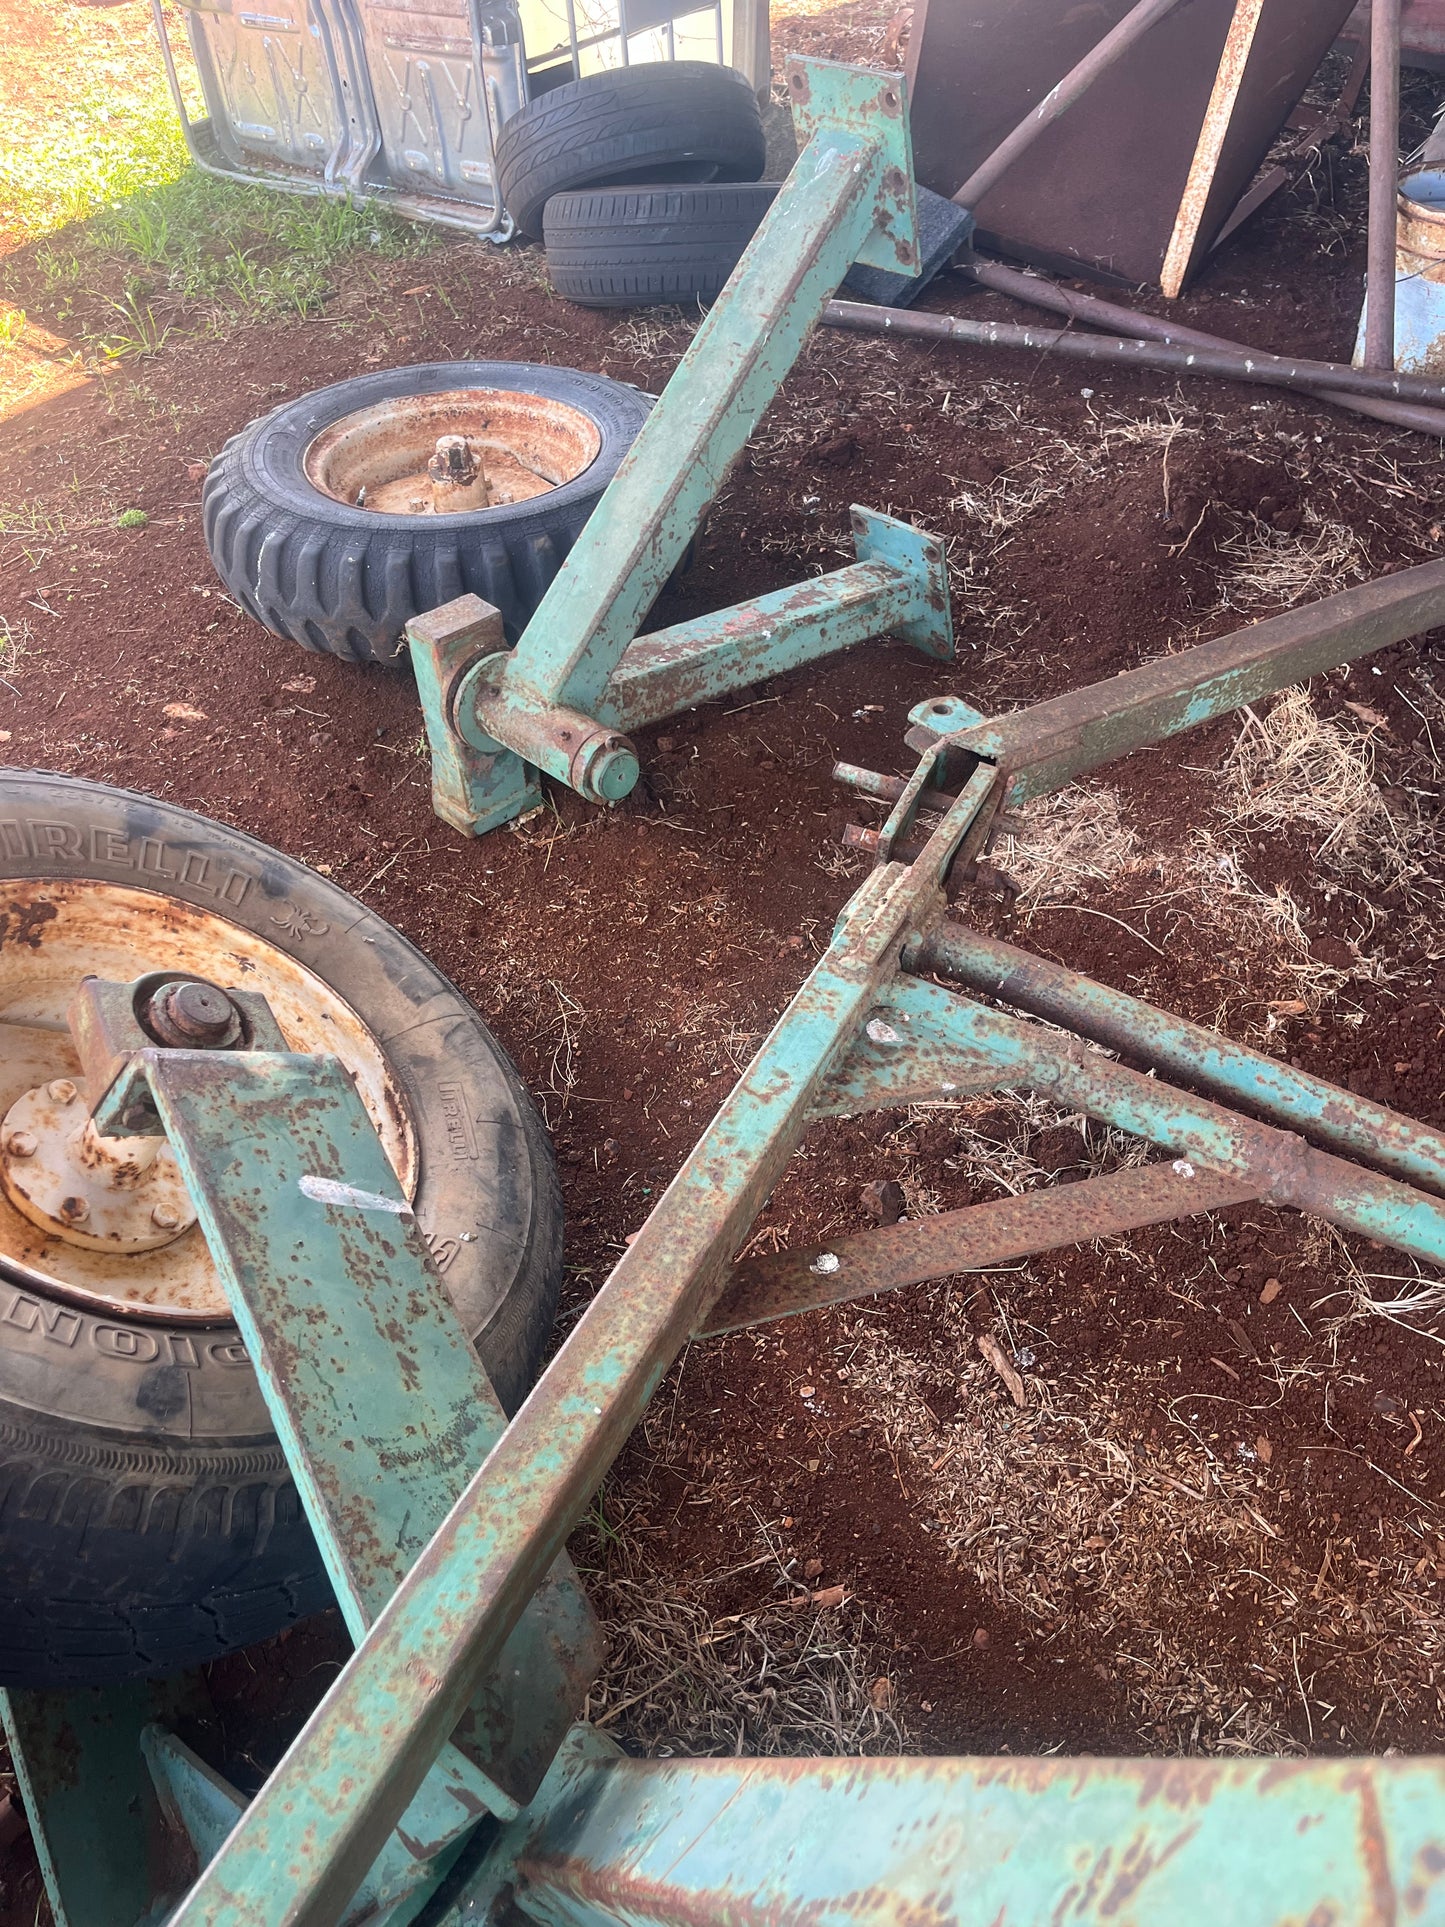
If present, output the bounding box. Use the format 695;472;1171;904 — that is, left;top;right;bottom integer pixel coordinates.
0;881;415;1322
904;553;1445;806
303;388;600;513
883;971;1445;1267
496;1745;1445;1927
701;1158;1260;1335
953;0;1189;212
915;922;1445;1199
1160;0;1266;297
144;1045;601;1841
822;298;1445;410
1377;170;1445;375
1346;0;1445;62
163;768;1001;1927
965;255;1445;435
906;0;1356;290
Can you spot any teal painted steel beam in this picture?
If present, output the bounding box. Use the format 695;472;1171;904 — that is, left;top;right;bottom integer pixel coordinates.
907;553;1445;806
594;509;951;737
498;1746;1445;1927
163;770;998;1927
880;975;1445;1266
146;1049;599;1836
914;921;1445;1198
0;1678;211;1927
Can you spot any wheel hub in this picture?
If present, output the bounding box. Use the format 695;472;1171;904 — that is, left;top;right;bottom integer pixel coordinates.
1;1078;197;1255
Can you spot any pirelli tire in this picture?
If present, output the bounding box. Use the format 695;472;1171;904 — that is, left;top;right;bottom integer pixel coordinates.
544;183;779;308
495;60;766;239
0;771;563;1687
201;360;653;666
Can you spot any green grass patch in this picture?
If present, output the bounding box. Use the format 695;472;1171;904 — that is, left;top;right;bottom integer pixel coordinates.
1;69;192;245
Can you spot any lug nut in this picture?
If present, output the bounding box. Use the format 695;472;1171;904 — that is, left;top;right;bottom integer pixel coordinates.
47;1080;78;1105
150;1203;183;1232
59;1195;90;1224
5;1130;37;1159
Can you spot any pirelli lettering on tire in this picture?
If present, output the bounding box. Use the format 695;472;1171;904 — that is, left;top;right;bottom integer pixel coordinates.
1;1288;251;1370
0;819;254;906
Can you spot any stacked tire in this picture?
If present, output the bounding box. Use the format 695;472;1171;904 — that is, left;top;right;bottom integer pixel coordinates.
495;61;778;310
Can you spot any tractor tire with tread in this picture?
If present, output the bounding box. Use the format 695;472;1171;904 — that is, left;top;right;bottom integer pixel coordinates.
202;360;652;665
495;60;766;239
0;770;563;1687
544;183;779;308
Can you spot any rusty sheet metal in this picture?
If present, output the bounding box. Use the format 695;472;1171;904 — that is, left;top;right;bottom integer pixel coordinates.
500;1746;1445;1927
906;0;1356;290
915;922;1445;1199
1345;0;1445;64
701;1158;1259;1335
303;387;601;513
906;553;1445;806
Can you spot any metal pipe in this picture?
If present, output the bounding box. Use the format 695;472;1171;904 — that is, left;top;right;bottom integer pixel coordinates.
1366;0;1404;369
951;0;1187;210
963;256;1445;436
911;923;1445;1199
821;297;1445;413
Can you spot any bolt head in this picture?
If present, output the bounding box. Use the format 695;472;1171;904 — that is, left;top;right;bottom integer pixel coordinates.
150;1203;182;1232
58;1195;90;1224
5;1130;37;1159
47;1079;78;1105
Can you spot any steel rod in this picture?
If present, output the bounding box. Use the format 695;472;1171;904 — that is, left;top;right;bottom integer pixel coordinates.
1366;0;1403;370
821;299;1445;410
951;0;1186;210
962;257;1445;436
911;923;1445;1201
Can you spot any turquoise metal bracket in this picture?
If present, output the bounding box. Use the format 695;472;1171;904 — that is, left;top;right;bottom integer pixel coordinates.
406;58;949;837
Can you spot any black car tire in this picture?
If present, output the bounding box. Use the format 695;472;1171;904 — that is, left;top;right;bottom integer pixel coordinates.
544;183;779;308
0;771;563;1686
496;60;766;240
202;361;652;664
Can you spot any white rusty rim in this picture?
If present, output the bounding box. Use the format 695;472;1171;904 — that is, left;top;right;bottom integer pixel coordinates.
0;880;417;1325
303;387;603;514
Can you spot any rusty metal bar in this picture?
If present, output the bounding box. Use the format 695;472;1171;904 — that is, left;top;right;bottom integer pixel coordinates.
906;552;1445;806
700;1158;1259;1335
882;973;1445;1266
1159;0;1266;298
951;0;1187;210
911;922;1445;1199
963;256;1445;436
1366;0;1403;369
821;298;1445;410
165;768;1000;1927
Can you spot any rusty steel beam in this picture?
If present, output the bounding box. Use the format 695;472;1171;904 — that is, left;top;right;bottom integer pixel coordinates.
964;255;1445;436
904;552;1445;805
1366;0;1404;368
911;923;1445;1199
700;1158;1259;1335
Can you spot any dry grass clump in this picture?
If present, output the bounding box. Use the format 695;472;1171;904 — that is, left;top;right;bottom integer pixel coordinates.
1224;688;1403;872
941;1088;1148;1199
1217;512;1370;611
583;1540;906;1759
989;783;1138;902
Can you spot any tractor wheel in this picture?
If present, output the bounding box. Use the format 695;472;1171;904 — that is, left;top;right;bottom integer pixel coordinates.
0;770;562;1687
202;361;653;665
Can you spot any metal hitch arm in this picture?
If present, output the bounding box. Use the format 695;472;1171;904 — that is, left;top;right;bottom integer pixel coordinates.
409;59;954;838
